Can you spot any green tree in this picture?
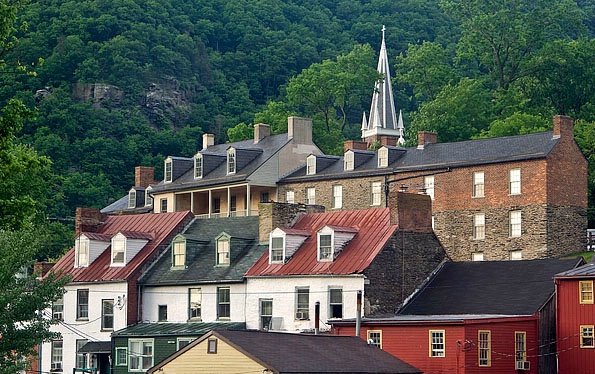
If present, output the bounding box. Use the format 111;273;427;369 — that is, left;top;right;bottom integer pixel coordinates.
227;122;253;142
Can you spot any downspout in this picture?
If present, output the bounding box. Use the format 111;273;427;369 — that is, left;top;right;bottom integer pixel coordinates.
314;302;320;335
355;290;362;338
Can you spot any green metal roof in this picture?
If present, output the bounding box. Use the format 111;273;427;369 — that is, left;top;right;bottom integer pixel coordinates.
112;322;246;338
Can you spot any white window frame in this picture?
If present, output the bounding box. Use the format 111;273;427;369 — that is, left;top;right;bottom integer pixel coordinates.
295;287;309;320
510;250;523;260
227;148;236;175
509;168;521;195
128;339;153;372
164;159;172;183
306;155;316;175
581;325;594;348
332;185;343;209
424;176;435;200
177;337;194;350
580;280;594;304
216;234;230;265
75;236;89;268
194;154;203;179
473;213;485;240
344;151;354;171
378;147;388;168
429;330;445;357
76;340;88;371
473;171;484;198
317;229;333;262
509;210;522;237
76;289;89;320
111;236;126;266
101;299;114;330
478;330;491;367
367;330;382;348
472;252;484;261
128;189;136;209
371;181;382;206
217;287;230;320
286;190;295;204
144;186;153;207
515;331;526;361
115;347;127;366
52;297;64;321
269;235;285;264
306;187;316;205
260;298;273;330
51;340;63;371
189;288;202;320
160;198;167;213
329;288;343;319
172;236;186;268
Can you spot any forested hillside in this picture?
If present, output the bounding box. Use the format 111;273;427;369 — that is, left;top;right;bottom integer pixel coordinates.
4;0;595;258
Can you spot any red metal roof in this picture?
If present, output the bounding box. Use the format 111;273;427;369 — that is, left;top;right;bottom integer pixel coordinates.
51;211;194;283
246;208;396;276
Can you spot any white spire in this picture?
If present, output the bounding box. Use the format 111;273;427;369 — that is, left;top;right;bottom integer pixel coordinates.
397;110;405;145
361;112;368;131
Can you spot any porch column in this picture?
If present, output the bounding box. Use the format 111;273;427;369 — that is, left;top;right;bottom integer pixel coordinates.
190;191;194;215
246;184;251;216
208;189;212;218
227;187;231;217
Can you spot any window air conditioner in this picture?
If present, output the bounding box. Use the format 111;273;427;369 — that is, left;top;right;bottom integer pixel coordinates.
516;361;530;370
51;362;62;371
52;312;63;320
296;312;308;320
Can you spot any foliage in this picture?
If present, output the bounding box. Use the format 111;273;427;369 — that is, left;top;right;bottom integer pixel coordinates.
227;122;253;142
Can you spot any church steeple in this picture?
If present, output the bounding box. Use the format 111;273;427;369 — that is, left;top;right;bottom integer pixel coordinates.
361;25;404;146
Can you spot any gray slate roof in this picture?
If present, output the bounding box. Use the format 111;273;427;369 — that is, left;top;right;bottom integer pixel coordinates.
556;261;595;278
112;322;245;338
139;216;265;286
280;131;559;183
398;258;583;316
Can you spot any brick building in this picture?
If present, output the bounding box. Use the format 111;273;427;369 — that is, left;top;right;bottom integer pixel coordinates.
278;115;587;261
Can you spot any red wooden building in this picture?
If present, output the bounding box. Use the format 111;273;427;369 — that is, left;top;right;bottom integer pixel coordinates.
333;258;582;374
555;261;595;374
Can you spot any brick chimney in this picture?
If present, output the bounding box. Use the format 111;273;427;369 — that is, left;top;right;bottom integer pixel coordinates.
34;262;55;277
288;117;313;145
254;123;270;144
75;207;106;237
258;202;325;243
388;190;433;233
202;133;215;150
344;140;368;153
417;131;437;149
553;115;574;139
135;166;155;188
380;135;398;147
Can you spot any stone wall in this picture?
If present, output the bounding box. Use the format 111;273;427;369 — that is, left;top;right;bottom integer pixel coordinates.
546;205;588;257
258;202;325;243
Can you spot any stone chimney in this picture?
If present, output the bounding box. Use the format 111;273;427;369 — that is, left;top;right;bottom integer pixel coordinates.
258;202;325;243
254;123;270;143
75;207;106;237
287;117;313;145
388;190;433;233
417;131;437;149
135;166;155;188
202;133;215;150
344;140;368;153
553;115;574;139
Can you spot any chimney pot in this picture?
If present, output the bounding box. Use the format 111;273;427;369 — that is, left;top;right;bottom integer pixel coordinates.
202;134;215;150
254;123;270;143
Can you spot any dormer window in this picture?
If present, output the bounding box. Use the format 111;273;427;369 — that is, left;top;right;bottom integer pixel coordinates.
344;151;354;171
306;155;316;175
145;186;153;207
227;148;236;175
164;158;173;183
378;147;388;168
172;235;186;268
111;236;126;266
194;154;203;179
317;225;357;262
128;189;137;209
270;235;285;264
318;233;333;261
75;237;90;267
216;233;230;265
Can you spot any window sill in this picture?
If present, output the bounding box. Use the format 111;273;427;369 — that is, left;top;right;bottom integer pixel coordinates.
472;195;484;199
101;328;114;332
76;318;89;322
217;318;231;321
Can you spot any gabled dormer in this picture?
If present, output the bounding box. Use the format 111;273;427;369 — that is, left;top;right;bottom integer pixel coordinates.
195;152;226;179
128;187;146;209
194;153;203;179
215;232;231;265
164;156;194;183
306;154;340;175
145;186;153;207
344;149;375;171
317;225;357;262
110;231;153;267
268;227;310;264
171;234;187;269
377;145;406;168
74;233;111;268
226;146;264;175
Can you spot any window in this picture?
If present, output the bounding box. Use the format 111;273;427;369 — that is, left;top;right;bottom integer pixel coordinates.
509;210;522;237
189;288;201;320
216;234;230;265
112;236;125;265
101;299;114;330
76;237;89;267
344;151;354;171
515;331;526;361
581;326;594;348
164;159;172;183
296;288;309;320
194;154;203;179
160;198;167;213
177;338;194;350
227;148;236;174
509;168;521;195
371;181;382;206
270;236;284;263
158;305;167;322
367;330;382;348
378;148;388;168
329;288;343;319
260;192;270;203
51;340;63;371
52;297;64;321
306;155;316;175
129;339;153;371
306;187;316;205
217;287;230;319
128;189;136;209
472;252;484;261
213;197;221;214
77;289;89;320
207;338;217;354
286;190;295;204
318;233;333;261
260;299;273;330
115;347;127;366
473;214;485;240
424;176;435;200
510;250;523;260
76;339;88;369
332;185;343;209
580;281;594;304
145;186;153;207
429;330;445;357
473;171;484;198
478;330;491;367
230;195;237;215
172;236;186;268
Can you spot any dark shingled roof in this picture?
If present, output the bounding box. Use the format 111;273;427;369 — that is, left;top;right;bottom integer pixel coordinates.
151;330;422;374
399;258;583;316
78;341;111;354
139;216;265;285
112;322;245;338
280;130;559;183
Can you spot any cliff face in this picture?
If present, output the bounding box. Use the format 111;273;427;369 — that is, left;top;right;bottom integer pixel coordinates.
73;83;123;107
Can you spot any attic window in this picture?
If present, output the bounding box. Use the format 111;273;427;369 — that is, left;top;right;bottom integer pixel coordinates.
317;225;356;262
269;235;285;264
128;189;136;209
306;155;316;175
145;186;153;207
344;151;354;171
318;233;333;261
194;154;203;179
172;235;186;268
75;237;90;268
164;158;173;183
111;236;126;266
378;147;388;168
216;233;230;266
227;148;236;175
